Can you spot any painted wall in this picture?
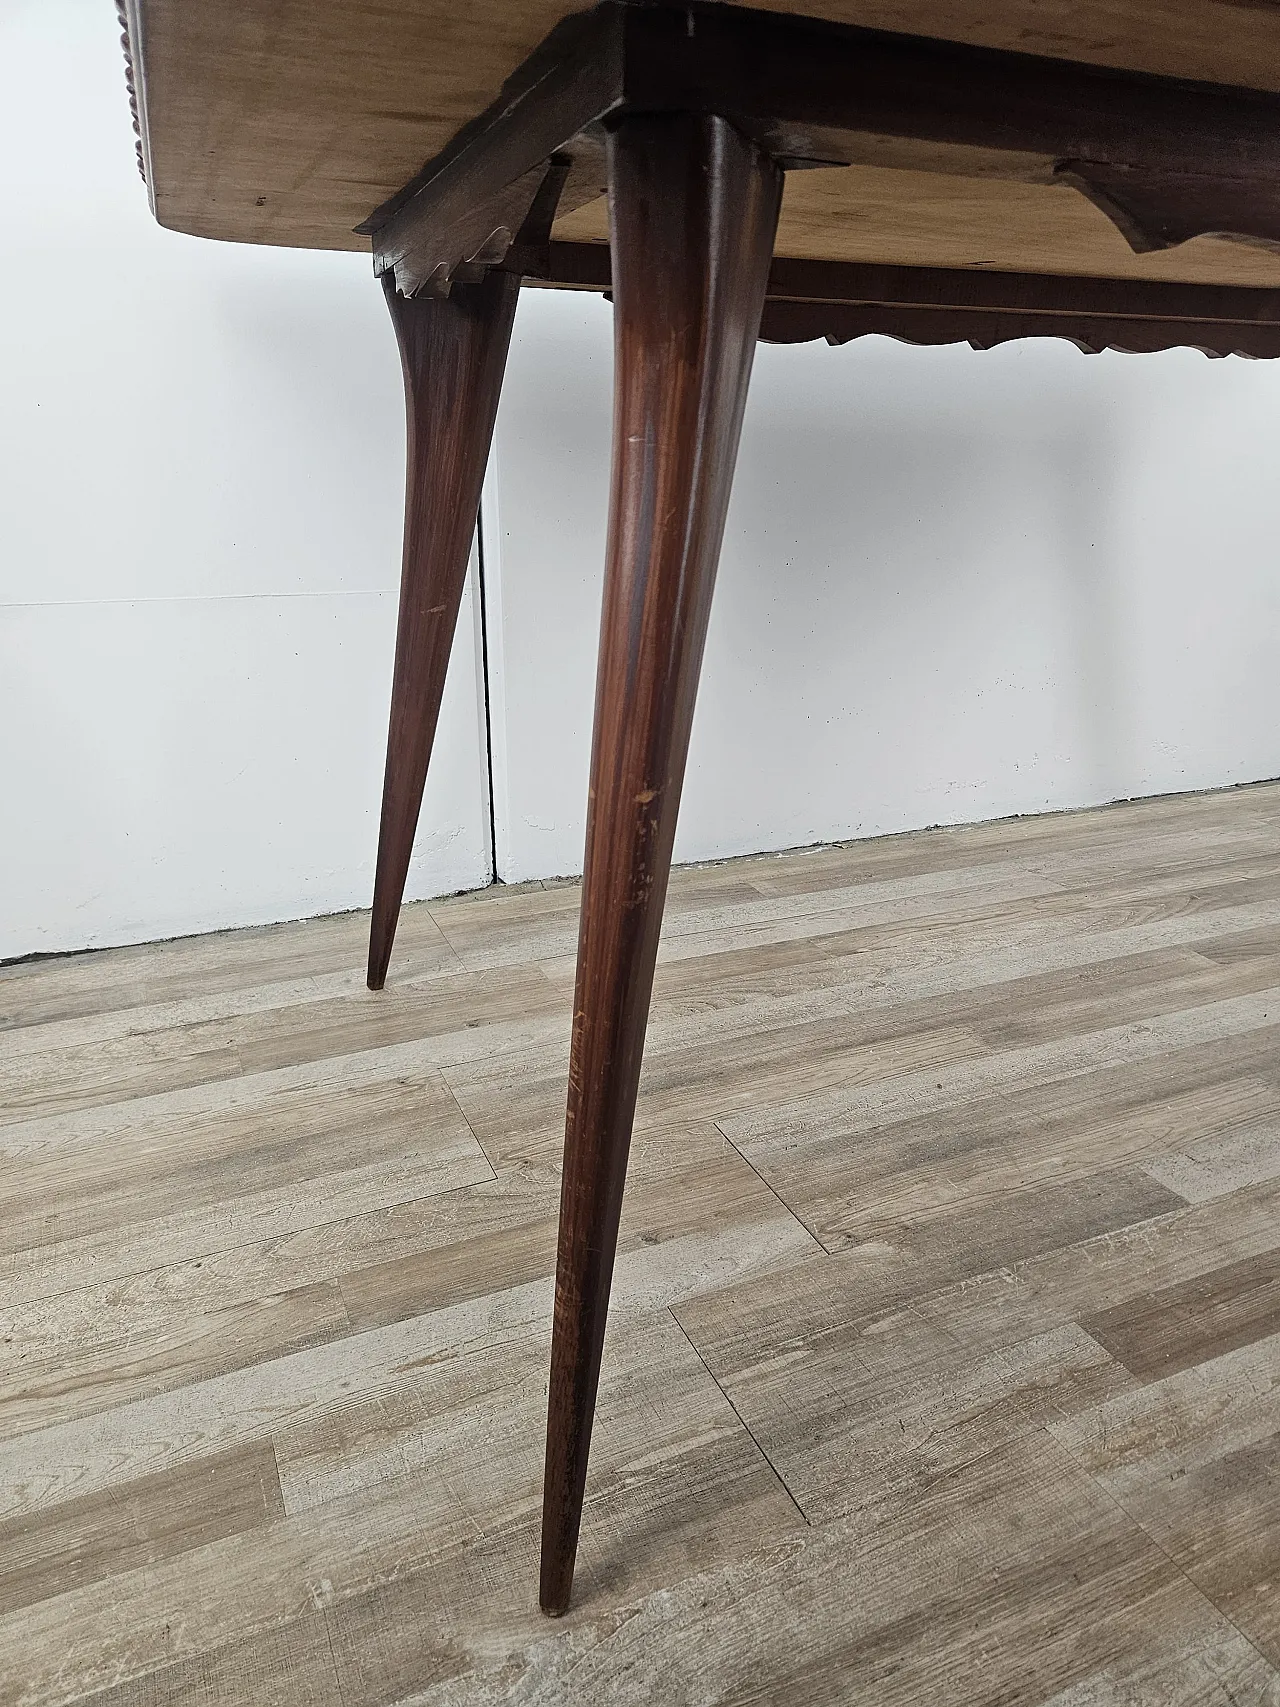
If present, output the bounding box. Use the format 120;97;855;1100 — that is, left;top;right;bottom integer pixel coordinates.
0;0;491;958
486;288;1280;882
4;5;1280;956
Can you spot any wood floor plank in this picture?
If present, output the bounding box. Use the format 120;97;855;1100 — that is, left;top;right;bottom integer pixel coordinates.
1081;1248;1280;1379
443;1019;988;1174
626;908;1280;1077
318;1434;1269;1707
1050;1331;1280;1670
0;1034;247;1130
1033;1626;1280;1707
0;1167;811;1527
0;1115;797;1358
0;1442;283;1618
1145;1118;1280;1203
0;966;375;1065
336;1121;814;1334
450;862;1098;977
0;903;458;1033
745;842;1280;942
737;794;1279;898
0;1068;486;1259
752;1069;1275;1254
427;862;803;974
62;1431;1261;1707
0;1123;810;1477
0;1312;802;1707
675;1181;1280;1530
640;929;1269;1038
719;999;1280;1226
0;1284;554;1528
269;1303;791;1538
830;1165;1187;1274
0;1142;493;1315
1184;921;1280;967
678;1177;1280;1395
677;1273;1141;1529
0;922;517;1066
2;1278;351;1441
966;944;1280;1050
0;965;560;1130
75;1618;345;1707
230;964;561;1079
0;1064;494;1313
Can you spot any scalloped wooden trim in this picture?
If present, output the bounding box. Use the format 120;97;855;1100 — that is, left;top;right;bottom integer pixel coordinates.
519;243;1280;357
754;300;1280;356
114;0;146;184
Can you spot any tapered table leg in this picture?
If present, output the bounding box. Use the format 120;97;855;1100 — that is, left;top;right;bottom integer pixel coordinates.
539;113;782;1616
367;269;519;991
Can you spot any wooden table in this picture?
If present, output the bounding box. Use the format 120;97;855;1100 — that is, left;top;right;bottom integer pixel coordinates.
118;0;1280;1615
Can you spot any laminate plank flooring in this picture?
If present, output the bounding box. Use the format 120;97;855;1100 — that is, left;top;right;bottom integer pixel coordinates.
2;781;1280;1704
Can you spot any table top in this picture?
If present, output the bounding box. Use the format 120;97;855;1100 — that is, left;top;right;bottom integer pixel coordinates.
123;0;1280;288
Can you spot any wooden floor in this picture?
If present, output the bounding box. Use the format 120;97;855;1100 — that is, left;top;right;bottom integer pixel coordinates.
4;783;1280;1705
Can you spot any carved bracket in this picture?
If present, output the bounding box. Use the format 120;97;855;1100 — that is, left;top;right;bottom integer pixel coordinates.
1057;163;1280;255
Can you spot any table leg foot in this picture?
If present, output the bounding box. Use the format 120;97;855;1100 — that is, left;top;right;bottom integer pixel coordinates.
539;112;781;1616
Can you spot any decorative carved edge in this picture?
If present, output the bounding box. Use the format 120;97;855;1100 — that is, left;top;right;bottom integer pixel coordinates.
114;0;146;185
755;300;1280;357
521;242;1280;357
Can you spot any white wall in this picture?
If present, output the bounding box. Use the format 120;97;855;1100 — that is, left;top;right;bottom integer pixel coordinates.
485;288;1280;882
5;6;1280;957
0;0;491;958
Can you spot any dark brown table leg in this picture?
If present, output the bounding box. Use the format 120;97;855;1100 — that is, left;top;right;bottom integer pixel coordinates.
539;111;781;1616
367;269;519;991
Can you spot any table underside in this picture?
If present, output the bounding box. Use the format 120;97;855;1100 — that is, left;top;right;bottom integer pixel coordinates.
125;0;1280;290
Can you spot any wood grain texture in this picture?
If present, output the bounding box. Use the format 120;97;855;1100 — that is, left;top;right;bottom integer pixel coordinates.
556;156;1280;288
0;1443;283;1617
1081;1248;1280;1378
362;2;1280;296
1049;1329;1280;1667
126;0;1280;290
367;269;518;993
2;780;1279;1701
539;111;782;1616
